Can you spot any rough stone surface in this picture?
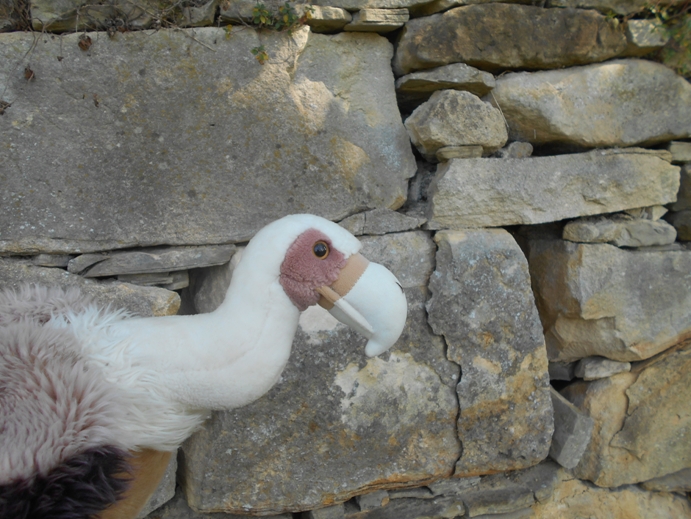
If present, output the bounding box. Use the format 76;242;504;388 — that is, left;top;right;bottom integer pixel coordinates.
641;468;691;493
436;145;483;161
531;468;691;518
562;214;677;248
395;63;495;111
528;239;691;363
138;453;177;518
180;232;460;514
392;4;626;75
0;28;415;254
548;388;594;470
309;504;346;519
405;90;507;161
305;6;352;32
667;141;691;164
343;8;408;32
29;0;167;31
671;164;691;211
343;496;464;519
668;211;691;240
428;149;680;228
32;253;73;267
508;461;560;503
0;259;180;316
338;208;425;236
623;19;670;56
574;357;631;380
67;245;236;277
488;60;691;148
562;340;691;487
356;490;390;510
426;229;553;476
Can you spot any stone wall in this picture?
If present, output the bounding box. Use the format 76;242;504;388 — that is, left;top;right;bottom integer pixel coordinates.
1;0;691;517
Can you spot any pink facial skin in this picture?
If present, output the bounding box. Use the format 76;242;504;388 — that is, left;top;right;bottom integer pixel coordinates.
279;229;347;311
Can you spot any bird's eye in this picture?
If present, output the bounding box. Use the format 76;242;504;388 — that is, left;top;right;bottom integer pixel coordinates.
313;241;329;259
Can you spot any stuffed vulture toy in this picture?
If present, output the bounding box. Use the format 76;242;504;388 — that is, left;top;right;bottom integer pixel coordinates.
0;214;407;519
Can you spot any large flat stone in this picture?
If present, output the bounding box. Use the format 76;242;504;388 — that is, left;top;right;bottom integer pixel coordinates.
562;340;691;487
0;28;415;254
180;232;461;514
528;239;691;363
488;60;691;148
0;259;180;316
393;4;626;75
427;149;680;228
562;214;677;248
426;229;553;476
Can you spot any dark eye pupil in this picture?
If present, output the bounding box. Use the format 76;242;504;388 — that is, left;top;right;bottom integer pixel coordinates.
314;243;328;258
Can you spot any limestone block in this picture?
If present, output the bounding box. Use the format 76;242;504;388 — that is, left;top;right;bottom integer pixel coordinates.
528;239;691;363
574;357;631;380
0;259;180;316
0;28;415;254
641;467;691;493
137;453;177;518
623;205;667;220
531;468;691;518
671;163;691;211
305;5;352;32
667;141;691;163
436;145;483;161
623;19;670;56
667;210;691;240
426;230;553;476
563;214;677;248
67;245;236;277
488;60;691;148
343;496;465;519
180;232;461;514
428;149;680;228
548;388;594;470
343;8;409;32
29;0;168;31
395;63;495;111
338;208;425;236
562;341;691;487
393;4;626;75
405;90;507;161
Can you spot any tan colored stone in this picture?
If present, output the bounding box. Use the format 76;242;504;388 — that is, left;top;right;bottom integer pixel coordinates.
343;8;408;32
667;141;691;164
531;468;691;518
488;60;691;148
305;5;352;32
528;239;691;363
560;341;691;488
393;4;626;75
436;146;483;161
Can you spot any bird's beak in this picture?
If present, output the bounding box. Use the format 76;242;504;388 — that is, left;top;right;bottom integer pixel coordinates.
317;254;407;357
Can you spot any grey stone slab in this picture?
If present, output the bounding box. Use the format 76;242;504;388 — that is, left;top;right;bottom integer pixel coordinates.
667;141;691;164
623;19;670;57
68;245;236;277
0;28;415;254
308;504;346;519
393;4;626;75
0;258;180;316
343;8;409;32
528;239;691;362
427;229;553;477
388;487;434;499
395;63;495;111
32;254;73;267
548;362;575;382
574;357;631;380
507;461;560;503
563;214;677;248
641;467;691;493
344;496;464;519
356;491;390;510
488;60;691;148
667;210;691;241
180;232;460;514
339;208;425;236
548;388;594;470
428;149;680;228
623;206;667;220
671;164;691;211
138;452;177;518
427;476;481;496
461;486;534;517
118;272;176;286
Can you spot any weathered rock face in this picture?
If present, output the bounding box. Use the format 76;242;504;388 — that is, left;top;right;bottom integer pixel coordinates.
0;259;180;316
404;90;507;161
426;230;553;476
671;163;691;211
531;468;691;518
549;388;594;470
0;27;415;254
562;341;691;488
488;60;691;148
427;149;680;228
392;4;626;75
528;239;691;363
563;214;677;248
181;231;461;515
